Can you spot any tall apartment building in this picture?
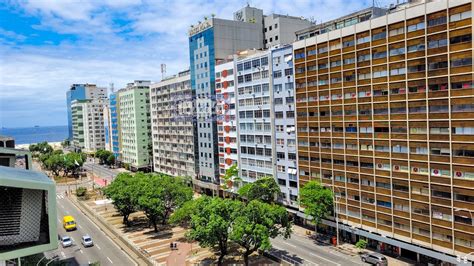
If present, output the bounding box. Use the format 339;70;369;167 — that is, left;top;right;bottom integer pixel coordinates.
150;70;198;178
190;5;312;194
109;92;121;160
189;8;264;194
117;80;152;171
271;45;299;207
235;51;274;185
215;60;238;191
66;84;107;140
71;99;107;152
293;0;473;264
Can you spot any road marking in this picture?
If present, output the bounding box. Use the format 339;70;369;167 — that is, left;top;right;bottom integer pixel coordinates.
80;249;84;254
107;257;113;264
88;261;91;265
291;236;351;261
272;243;319;266
57;218;61;223
310;252;341;266
59;204;64;209
61;251;65;258
96;244;101;250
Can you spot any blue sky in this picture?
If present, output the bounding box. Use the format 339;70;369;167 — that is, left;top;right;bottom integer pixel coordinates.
0;0;385;128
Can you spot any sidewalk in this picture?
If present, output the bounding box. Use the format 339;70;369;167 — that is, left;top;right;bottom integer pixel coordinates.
291;224;418;266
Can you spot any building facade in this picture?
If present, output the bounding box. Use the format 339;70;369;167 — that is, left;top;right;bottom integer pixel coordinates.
215;60;238;190
235;51;274;185
293;0;473;264
271;45;299;208
189;13;264;194
150;70;197;178
263;14;314;48
109;92;121;161
66;84;107;140
71;99;106;152
117;81;152;171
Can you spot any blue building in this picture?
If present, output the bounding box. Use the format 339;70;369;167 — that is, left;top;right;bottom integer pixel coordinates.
109;92;121;160
188;10;263;194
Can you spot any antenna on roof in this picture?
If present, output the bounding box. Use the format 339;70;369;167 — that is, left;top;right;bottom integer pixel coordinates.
109;83;114;93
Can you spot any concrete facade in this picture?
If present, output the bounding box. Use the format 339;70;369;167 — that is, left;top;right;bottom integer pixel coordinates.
66;84;107;140
117;81;152;170
189;16;264;193
264;14;314;49
271;45;299;208
150;70;197;178
71;99;107;153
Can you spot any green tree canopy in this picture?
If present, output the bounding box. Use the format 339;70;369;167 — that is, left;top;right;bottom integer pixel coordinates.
29;141;53;155
44;153;65;176
63;152;86;177
137;173;193;232
107;154;115;166
95;149;113;165
299;180;334;230
184;196;243;265
238;177;280;204
230;200;292;266
104;172;139;226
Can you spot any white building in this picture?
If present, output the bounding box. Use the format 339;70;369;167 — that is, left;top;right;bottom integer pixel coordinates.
215;60;238;190
150;70;197;178
71;99;107;152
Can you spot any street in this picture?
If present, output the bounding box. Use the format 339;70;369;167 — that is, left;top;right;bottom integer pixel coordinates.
55;192;135;266
270;232;364;266
83;160;120;186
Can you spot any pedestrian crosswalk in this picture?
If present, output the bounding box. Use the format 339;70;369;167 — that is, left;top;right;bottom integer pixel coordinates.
57;193;65;199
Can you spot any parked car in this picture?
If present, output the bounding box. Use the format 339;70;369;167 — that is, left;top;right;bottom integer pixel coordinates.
81;235;93;247
361;252;388;266
61;236;72;248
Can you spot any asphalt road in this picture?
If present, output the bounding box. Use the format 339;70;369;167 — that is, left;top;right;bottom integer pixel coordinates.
55;193;135;266
270;232;365;266
83;161;119;183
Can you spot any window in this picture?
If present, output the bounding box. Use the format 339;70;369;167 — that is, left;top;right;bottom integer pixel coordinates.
389;27;404;36
390;67;406;76
343;57;355;65
372;31;386;41
451;58;472;68
284;68;293;76
357;36;370;44
407;43;425;53
428;16;447;27
343;40;355;47
450;34;472;45
273;70;282;78
407;21;425;32
450;10;472;22
389;47;405;56
243;61;251;70
428;39;448;49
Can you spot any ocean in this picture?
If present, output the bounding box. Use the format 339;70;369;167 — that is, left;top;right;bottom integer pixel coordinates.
0;125;69;145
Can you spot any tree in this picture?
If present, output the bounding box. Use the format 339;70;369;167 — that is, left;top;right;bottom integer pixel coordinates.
64;152;85;177
176;196;243;265
238;177;280;204
104;173;139;226
29;141;53;155
299;180;334;233
44;153;65;176
61;139;70;148
107;154;115;167
231;200;292;266
95;149;112;165
137;174;193;232
220;164;240;190
355;239;368;251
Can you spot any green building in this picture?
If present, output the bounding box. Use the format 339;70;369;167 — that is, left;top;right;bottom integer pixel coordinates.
117;81;152;171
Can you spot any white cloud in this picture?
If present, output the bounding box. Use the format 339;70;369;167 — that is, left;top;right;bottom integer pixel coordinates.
1;0;383;127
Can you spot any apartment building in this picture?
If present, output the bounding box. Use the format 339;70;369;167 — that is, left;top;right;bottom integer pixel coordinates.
66;83;107;140
71;99;106;152
271;45;299;208
235;50;274;186
117;80;152;171
150;70;197;178
215;60;238;191
109;92;121;161
293;0;473;264
190;5;312;194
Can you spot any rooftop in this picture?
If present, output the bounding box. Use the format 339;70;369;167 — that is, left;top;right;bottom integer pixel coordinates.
0;165;54;190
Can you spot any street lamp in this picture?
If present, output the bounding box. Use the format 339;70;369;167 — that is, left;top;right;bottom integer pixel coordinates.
332;186;342;246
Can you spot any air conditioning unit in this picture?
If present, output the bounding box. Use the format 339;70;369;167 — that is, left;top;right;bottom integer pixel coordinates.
455;171;464;178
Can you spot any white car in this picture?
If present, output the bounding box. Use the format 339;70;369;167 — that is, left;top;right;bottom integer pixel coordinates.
61;236;72;248
81;235;93;247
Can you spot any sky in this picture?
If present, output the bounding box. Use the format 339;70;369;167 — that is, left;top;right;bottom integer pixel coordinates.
0;0;390;128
